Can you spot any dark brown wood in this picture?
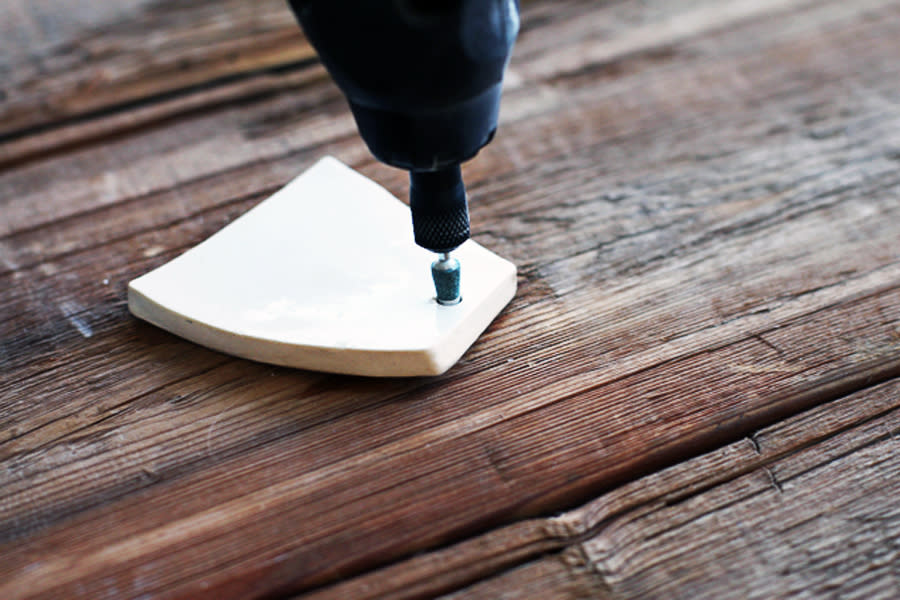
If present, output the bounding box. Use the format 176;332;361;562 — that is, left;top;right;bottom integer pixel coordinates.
425;378;900;600
2;0;900;598
0;0;315;140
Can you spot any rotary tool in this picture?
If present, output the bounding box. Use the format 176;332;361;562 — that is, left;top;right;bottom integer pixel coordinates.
285;0;519;304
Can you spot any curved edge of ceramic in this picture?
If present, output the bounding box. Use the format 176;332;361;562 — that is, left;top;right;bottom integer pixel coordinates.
128;266;515;377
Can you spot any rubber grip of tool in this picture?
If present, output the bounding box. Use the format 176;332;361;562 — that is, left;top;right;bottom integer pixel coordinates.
409;166;470;253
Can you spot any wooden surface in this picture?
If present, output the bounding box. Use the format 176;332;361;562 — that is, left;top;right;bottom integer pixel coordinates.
2;0;899;598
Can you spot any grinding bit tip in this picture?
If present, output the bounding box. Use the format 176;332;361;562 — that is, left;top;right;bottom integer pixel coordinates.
432;253;461;306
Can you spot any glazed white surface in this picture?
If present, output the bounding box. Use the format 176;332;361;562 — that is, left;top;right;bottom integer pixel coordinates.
128;157;517;376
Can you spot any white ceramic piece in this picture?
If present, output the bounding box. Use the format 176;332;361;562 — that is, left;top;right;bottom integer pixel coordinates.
128;157;517;376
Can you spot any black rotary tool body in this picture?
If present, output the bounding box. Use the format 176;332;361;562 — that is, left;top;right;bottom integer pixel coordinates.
286;0;519;254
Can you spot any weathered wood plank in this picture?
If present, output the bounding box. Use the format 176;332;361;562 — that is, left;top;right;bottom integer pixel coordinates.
0;0;314;139
427;378;900;600
0;64;330;171
2;0;900;598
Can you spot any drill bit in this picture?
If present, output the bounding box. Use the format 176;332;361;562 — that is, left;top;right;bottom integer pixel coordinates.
432;252;461;305
409;167;468;307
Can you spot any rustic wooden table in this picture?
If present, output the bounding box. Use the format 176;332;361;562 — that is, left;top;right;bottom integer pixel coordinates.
2;0;900;598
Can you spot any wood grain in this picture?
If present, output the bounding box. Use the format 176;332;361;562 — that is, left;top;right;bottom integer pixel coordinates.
427;378;900;600
0;0;314;140
2;0;900;598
